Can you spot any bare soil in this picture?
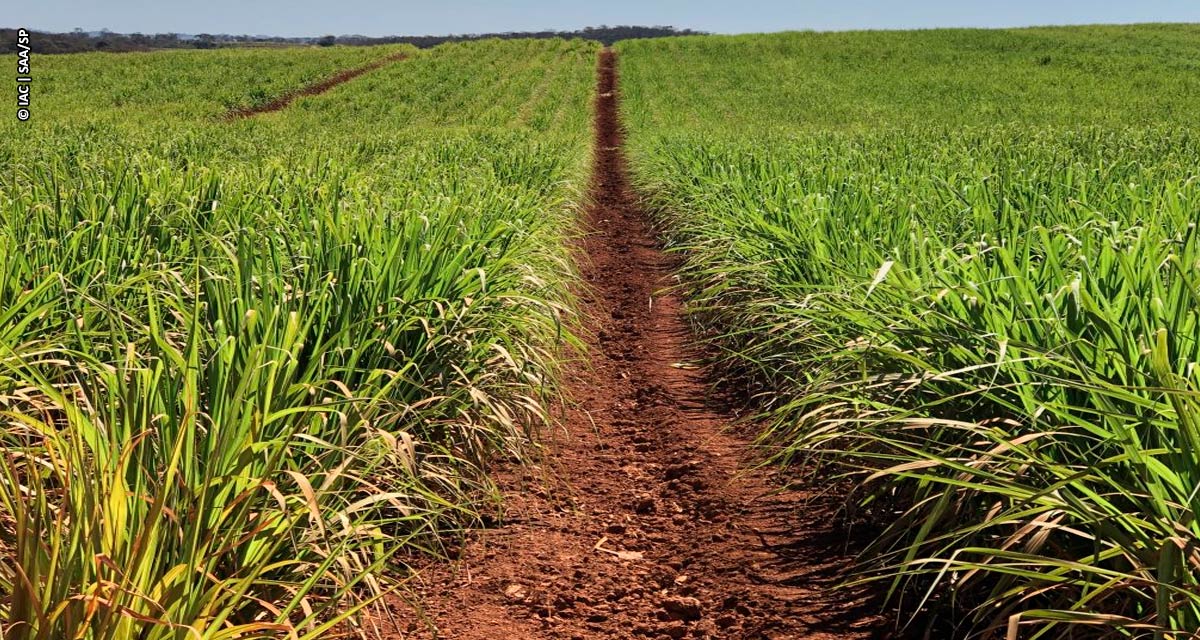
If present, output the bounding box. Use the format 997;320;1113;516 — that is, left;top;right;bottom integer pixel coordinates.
383;49;891;640
224;51;408;119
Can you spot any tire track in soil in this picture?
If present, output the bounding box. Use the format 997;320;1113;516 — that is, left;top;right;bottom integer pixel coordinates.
223;51;408;119
387;48;891;640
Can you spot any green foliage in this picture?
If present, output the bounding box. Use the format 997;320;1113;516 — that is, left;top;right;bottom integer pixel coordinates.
618;26;1200;638
278;39;596;135
0;38;597;638
1;45;412;122
619;24;1200;134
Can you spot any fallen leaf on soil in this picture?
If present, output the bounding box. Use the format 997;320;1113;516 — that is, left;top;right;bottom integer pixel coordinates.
593;536;645;561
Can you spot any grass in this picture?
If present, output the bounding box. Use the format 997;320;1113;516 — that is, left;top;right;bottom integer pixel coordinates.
0;38;597;638
618;25;1200;638
8;45;412;122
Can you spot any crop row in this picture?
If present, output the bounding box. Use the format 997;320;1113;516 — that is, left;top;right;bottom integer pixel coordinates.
619;27;1200;638
0;38;598;638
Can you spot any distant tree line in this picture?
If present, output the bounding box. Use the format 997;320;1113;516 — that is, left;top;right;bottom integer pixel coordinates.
1;28;192;53
0;25;704;54
336;25;706;47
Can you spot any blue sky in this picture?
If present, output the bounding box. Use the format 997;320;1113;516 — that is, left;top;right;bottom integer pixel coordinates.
12;0;1200;37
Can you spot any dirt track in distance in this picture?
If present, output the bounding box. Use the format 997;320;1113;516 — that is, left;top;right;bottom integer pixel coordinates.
224;51;408;119
386;48;891;640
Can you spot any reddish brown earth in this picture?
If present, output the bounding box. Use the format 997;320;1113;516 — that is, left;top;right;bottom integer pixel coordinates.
384;49;891;640
224;51;408;118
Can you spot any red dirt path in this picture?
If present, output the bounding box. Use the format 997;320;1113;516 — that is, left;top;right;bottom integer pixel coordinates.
224;51;408;119
385;49;890;640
